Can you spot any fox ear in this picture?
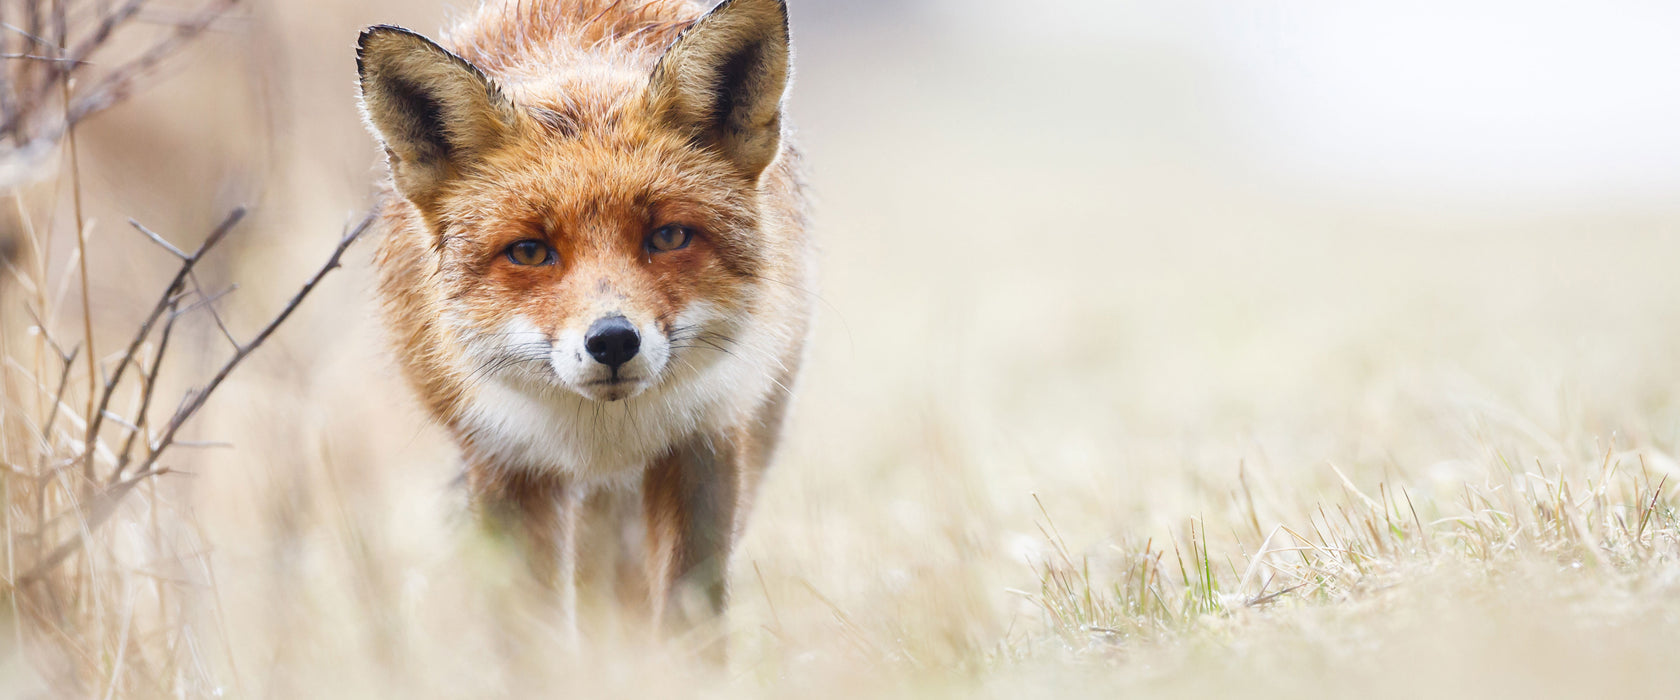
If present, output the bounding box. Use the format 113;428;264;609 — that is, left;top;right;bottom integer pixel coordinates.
648;0;791;182
358;26;516;209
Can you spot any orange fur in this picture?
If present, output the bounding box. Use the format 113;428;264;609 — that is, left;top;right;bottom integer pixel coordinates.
358;0;811;653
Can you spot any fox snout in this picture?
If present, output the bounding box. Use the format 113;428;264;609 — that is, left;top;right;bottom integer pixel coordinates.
538;306;677;403
584;316;640;369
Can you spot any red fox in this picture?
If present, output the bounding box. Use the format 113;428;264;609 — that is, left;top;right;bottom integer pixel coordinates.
356;0;810;650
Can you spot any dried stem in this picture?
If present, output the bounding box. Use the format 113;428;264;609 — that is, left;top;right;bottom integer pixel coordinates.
36;343;78;449
0;0;145;137
16;209;375;585
66;52;94;484
66;0;238;125
0;0;241;187
81;208;245;484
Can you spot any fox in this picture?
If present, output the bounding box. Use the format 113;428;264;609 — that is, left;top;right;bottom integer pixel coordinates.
355;0;811;653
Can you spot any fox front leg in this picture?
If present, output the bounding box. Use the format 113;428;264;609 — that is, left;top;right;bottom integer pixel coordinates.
468;465;583;646
641;435;741;658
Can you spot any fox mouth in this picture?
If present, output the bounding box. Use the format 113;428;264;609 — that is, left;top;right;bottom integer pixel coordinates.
576;373;650;402
583;376;640;388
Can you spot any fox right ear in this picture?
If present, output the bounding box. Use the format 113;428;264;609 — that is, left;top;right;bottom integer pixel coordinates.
647;0;791;182
357;26;515;210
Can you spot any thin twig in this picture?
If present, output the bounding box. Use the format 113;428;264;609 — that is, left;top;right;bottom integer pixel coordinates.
0;53;87;64
0;22;56;49
0;0;146;136
140;212;373;472
128;219;187;260
35;344;77;444
16;211;374;582
66;56;96;484
83;208;244;483
66;0;239;126
113;309;177;479
16;466;170;584
186;274;239;350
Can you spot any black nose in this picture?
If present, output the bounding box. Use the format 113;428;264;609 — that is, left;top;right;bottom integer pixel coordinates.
585;316;641;369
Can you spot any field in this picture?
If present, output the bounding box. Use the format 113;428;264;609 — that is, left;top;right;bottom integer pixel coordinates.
5;1;1680;697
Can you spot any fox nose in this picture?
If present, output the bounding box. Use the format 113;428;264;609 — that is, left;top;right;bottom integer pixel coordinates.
584;316;641;369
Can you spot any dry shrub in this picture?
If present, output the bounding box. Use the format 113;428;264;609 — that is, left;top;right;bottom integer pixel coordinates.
0;1;366;694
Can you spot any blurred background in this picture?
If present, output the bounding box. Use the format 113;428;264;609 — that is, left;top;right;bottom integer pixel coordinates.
7;0;1680;696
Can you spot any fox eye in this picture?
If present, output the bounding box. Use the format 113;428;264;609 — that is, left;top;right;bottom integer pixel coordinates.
505;240;557;266
647;225;694;253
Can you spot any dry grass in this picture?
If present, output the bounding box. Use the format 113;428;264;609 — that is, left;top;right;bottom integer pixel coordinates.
6;1;1680;698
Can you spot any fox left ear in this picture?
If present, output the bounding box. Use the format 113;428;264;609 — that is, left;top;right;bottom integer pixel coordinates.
648;0;791;182
358;25;517;212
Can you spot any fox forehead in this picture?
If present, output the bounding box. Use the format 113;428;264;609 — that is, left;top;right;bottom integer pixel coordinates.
429;146;766;298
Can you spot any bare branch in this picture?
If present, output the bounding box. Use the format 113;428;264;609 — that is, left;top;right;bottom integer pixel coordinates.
0;54;88;65
97;411;140;433
15;467;171;585
65;0;240;127
82;207;245;483
185;274;240;349
0;22;55;50
113;304;176;480
36;344;79;443
140;212;374;472
1;0;240;170
127;219;188;260
25;210;374;578
20;303;71;361
0;0;147;136
170;441;231;450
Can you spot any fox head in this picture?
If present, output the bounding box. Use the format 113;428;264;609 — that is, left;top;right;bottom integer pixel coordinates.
357;0;792;404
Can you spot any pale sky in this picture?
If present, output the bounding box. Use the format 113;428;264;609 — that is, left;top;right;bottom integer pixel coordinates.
933;0;1680;206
